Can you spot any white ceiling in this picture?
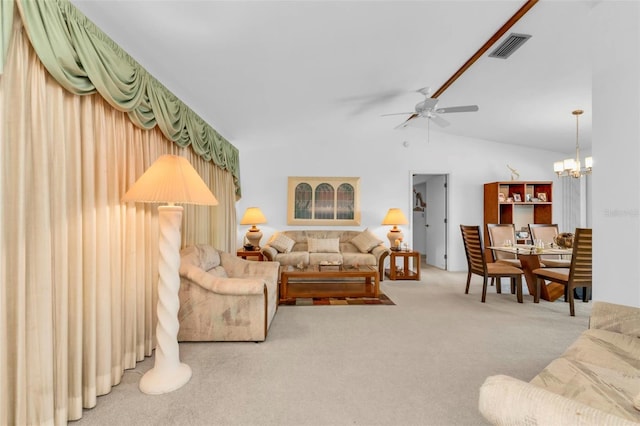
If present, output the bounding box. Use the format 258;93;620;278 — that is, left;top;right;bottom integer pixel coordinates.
71;0;593;155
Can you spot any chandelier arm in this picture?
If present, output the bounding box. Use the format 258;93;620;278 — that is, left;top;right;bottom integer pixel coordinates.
554;109;591;178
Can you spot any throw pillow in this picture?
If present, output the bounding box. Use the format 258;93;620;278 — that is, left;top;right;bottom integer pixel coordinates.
195;244;221;271
307;238;340;253
351;229;383;253
269;232;295;253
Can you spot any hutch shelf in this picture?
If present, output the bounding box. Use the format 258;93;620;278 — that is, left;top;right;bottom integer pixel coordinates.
483;181;553;258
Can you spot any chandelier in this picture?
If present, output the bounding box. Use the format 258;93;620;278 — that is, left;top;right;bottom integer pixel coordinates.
554;109;592;178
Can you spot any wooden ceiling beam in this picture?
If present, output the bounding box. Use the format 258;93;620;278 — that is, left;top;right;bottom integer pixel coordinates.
432;0;539;99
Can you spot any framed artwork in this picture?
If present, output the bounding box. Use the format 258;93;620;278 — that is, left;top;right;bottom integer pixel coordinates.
287;176;361;225
537;192;547;202
498;192;506;202
512;193;522;202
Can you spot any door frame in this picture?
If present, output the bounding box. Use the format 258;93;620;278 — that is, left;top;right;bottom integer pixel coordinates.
410;171;450;270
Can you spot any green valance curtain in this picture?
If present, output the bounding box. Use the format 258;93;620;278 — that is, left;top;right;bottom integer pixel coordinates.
15;0;241;197
0;0;12;73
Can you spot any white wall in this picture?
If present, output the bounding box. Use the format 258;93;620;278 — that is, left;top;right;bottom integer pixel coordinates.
591;1;640;305
234;124;564;272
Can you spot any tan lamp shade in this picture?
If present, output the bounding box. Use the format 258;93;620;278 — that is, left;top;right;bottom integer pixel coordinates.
240;207;268;227
122;155;218;205
382;208;408;247
240;207;267;248
382;208;408;228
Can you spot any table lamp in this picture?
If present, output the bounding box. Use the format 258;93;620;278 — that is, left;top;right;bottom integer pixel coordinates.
122;155;218;394
382;208;408;248
240;207;267;248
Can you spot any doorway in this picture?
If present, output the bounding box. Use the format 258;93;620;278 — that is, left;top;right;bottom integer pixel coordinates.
412;174;449;270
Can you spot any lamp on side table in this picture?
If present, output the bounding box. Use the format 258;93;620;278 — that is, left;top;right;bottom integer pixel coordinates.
240;207;267;249
122;155;218;394
382;208;409;248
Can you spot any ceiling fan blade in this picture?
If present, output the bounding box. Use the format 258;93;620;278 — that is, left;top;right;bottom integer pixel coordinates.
338;89;406;104
430;114;450;128
381;112;415;117
435;105;479;114
405;118;430;129
394;114;419;129
339;89;409;116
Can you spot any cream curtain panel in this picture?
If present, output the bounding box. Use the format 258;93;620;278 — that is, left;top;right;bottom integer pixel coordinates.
1;8;238;426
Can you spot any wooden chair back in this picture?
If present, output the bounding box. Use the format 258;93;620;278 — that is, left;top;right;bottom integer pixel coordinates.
460;225;486;276
569;228;592;288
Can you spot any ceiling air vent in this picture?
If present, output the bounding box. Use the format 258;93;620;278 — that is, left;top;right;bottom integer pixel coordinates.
488;33;531;59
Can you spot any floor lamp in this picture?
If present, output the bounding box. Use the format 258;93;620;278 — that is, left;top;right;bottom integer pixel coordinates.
122;155;218;394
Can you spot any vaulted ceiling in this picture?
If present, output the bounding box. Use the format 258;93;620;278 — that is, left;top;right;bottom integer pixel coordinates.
71;0;593;154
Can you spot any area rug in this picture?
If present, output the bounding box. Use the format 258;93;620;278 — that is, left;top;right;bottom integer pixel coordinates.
280;293;395;306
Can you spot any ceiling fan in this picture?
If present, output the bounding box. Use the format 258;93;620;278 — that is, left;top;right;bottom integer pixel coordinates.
382;87;479;129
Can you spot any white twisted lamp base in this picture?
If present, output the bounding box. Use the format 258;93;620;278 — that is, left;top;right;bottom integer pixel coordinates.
139;205;192;394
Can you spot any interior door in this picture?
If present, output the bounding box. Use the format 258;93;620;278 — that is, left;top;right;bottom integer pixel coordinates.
425;175;447;269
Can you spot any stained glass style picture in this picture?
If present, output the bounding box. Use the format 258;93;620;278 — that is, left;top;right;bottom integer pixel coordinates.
288;177;360;225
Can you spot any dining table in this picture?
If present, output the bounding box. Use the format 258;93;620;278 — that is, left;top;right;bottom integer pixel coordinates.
488;244;573;303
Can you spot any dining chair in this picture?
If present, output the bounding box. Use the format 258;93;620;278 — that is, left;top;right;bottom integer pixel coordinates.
486;223;521;291
532;228;592;316
528;223;571;268
486;224;522;267
460;225;523;303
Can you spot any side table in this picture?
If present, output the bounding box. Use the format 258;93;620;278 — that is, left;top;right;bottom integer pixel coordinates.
236;249;264;261
385;250;420;280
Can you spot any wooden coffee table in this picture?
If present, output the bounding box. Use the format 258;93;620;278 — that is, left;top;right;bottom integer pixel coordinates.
279;264;379;301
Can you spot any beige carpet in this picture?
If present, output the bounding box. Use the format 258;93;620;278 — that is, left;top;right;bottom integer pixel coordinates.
75;266;591;426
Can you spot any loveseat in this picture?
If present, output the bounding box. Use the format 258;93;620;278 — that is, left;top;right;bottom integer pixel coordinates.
178;244;279;342
260;229;390;280
479;301;640;425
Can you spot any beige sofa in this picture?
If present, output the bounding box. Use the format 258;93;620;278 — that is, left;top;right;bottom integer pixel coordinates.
260;229;390;280
479;301;640;425
177;245;279;342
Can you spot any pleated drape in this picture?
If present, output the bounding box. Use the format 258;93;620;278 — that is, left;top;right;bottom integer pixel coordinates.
0;13;238;425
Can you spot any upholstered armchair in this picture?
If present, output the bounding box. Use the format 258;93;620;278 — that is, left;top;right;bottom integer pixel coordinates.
178;245;279;342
